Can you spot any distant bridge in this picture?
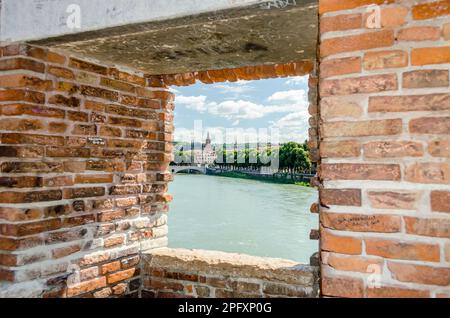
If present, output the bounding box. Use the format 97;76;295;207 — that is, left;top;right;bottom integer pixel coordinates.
170;165;207;174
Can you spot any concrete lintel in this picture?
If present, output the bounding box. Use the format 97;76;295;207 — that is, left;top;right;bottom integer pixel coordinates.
0;0;273;43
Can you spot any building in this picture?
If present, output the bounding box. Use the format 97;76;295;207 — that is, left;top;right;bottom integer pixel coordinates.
193;132;217;165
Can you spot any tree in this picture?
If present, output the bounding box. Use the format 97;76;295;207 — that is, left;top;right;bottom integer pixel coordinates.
279;142;311;179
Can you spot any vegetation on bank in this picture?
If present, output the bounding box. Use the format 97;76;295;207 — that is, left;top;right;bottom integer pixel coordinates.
207;170;311;187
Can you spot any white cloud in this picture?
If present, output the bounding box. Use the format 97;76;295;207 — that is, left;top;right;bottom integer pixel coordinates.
285;76;308;86
268;89;306;103
212;83;255;94
175;95;208;112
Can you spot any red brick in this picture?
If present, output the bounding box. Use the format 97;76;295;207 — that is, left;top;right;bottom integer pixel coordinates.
67;277;107;297
80;85;119;101
109;68;145;86
369;93;450;113
321;163;401;181
412;47;450;66
69;58;108;75
321;30;394;57
398;26;441;41
101;261;121;275
404;217;450;238
48;122;68;133
388;262;450;286
100;77;136;93
325;253;383;274
321;212;401;233
104;235;125;248
98;210;126;222
403;70;449;88
431;191;450;213
320;98;362;119
412;115;450;134
368;191;418;210
2;133;65;146
365;238;440;262
412;1;450;20
367;286;430;298
0;190;62;204
363;141;424;158
405;162;450;184
363;50;408;70
428;140;450;158
321;274;364;298
320;74;397;96
0;58;45;73
48;94;81;108
320;140;361;158
48;66;75;79
0;118;44;132
0;176;42;188
107;268;137;284
320;13;362;33
323;119;402;138
75;174;113;184
63;187;105;199
321;57;361;78
0;74;53;91
319;0;395;14
0;219;61;236
321;229;362;255
52;244;81;259
320;188;361;206
0;89;45;104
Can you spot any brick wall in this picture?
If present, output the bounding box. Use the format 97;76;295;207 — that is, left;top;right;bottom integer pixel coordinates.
318;0;450;298
142;248;319;298
0;44;174;297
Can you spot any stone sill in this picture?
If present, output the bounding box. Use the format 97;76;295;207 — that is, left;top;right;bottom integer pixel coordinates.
143;248;319;287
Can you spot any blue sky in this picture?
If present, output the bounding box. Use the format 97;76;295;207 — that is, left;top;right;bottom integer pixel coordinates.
171;75;309;144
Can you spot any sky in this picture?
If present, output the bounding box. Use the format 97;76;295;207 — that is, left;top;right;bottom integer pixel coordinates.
171;75;309;144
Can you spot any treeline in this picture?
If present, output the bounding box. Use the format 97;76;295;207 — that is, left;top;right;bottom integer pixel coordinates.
174;141;313;176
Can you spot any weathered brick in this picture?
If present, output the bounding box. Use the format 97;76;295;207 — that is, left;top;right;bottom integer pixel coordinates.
69;58;108;75
0;74;53;91
363;50;408;70
109;68;146;86
325;253;383;274
0;218;61;236
365;239;440;262
403;70;449;88
368;191;418;210
428;140;450;158
0;176;42;188
409;117;450;135
48;122;68;133
321;163;401;181
320;13;362;33
321;229;362;255
319;189;361;206
1;104;65;119
321;274;364;298
67;277;107;297
63;187;105;199
321;30;394;57
46;147;90;158
412;1;450;20
75;174;113;184
320;98;362;119
404;217;449;238
388;262;450;286
100;78;135;93
48;66;75;79
363;141;424;158
412;47;450;66
48;95;80;108
98;210;125;222
107;268;137;284
320;74;397;96
80;85;119;101
104;235;125;248
369;93;450;113
405;162;450;184
398;26;441;41
367;286;430;298
431;191;450;213
323;119;402;137
321;57;361;78
0;58;45;73
0;89;45;104
0;118;45;132
52;244;81;259
321;212;401;233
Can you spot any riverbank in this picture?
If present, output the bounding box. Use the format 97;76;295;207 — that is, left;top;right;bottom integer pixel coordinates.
205;170;311;187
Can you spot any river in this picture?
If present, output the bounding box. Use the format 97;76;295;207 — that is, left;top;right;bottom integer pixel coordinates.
167;174;318;264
